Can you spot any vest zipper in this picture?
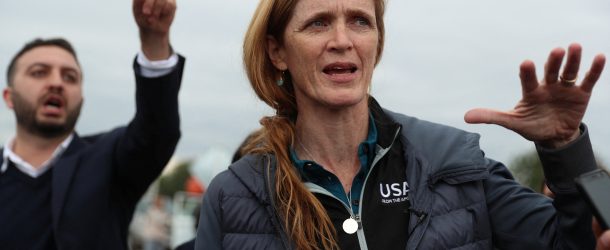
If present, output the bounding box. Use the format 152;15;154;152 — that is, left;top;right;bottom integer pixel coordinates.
355;126;401;249
306;184;367;250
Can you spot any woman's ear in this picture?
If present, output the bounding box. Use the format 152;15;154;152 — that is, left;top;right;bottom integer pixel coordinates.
266;35;288;71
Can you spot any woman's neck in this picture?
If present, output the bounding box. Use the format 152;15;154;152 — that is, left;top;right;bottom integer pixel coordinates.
295;100;369;192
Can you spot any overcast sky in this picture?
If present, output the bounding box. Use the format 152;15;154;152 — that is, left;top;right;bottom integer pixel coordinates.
1;0;609;168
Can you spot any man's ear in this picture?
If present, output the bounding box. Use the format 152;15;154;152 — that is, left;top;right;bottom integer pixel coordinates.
3;87;14;109
266;35;288;71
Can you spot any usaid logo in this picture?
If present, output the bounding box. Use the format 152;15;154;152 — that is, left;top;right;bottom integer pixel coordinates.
379;181;409;204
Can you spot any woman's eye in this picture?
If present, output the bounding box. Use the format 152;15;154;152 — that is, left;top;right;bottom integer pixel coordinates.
310;20;326;28
302;19;330;32
354;17;370;26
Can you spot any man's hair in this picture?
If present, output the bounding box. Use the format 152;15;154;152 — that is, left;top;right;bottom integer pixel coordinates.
6;38;79;86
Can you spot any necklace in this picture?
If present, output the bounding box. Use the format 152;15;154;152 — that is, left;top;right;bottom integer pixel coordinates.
297;139;317;163
297;138;359;234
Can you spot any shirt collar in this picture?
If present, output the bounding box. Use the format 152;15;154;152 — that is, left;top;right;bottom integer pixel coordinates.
291;113;378;178
1;134;74;178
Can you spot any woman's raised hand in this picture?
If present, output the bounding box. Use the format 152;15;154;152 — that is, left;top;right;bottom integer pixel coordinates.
465;43;605;148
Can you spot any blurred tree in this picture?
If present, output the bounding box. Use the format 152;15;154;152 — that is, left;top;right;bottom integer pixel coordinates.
508;149;544;193
508;149;607;194
158;160;193;197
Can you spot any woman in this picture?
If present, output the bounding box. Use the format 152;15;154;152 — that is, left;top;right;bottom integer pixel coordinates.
195;0;606;249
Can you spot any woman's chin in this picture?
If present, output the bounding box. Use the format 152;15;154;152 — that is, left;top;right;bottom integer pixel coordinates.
319;94;368;110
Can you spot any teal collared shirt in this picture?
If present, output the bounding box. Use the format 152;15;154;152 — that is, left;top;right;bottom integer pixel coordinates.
290;114;377;214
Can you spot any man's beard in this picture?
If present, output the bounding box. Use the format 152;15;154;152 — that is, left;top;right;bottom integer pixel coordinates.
11;91;82;139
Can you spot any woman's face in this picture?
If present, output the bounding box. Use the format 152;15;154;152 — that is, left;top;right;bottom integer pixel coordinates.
269;0;379;111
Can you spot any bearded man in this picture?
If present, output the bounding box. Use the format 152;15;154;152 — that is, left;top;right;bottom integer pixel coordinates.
0;0;183;249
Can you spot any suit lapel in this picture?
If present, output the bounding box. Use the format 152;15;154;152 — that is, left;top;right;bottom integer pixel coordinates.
51;134;85;230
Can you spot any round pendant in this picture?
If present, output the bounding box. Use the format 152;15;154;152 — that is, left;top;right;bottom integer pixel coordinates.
342;218;358;234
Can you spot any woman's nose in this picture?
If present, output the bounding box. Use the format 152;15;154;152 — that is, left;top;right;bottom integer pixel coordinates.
328;24;353;52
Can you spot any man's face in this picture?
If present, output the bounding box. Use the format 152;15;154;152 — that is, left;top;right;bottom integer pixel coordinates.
3;45;83;138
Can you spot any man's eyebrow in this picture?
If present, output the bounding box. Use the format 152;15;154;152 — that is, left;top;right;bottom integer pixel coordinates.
26;62;80;73
25;62;52;71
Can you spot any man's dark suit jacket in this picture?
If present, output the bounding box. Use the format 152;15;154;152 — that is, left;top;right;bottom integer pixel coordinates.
0;56;185;250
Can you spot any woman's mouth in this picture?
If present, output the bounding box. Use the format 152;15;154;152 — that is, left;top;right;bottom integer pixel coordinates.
323;62;358;82
323;63;358;75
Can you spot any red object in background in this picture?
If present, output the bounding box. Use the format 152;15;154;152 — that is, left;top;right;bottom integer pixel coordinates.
185;176;205;194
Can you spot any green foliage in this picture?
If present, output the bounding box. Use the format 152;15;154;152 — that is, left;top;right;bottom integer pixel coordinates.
158;160;193;197
508;149;608;193
508;150;545;193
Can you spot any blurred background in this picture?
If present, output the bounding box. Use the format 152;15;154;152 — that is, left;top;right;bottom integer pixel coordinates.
1;0;609;248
